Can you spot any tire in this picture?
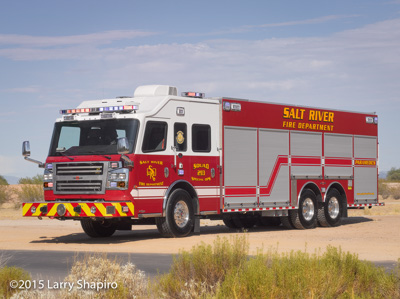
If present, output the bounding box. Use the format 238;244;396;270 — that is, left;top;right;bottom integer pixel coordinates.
80;219;116;238
232;215;256;229
156;189;194;238
290;189;317;229
156;217;170;237
318;189;343;227
280;216;295;229
222;216;238;229
259;217;281;227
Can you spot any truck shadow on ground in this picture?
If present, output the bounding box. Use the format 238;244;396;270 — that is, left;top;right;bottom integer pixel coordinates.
29;216;373;245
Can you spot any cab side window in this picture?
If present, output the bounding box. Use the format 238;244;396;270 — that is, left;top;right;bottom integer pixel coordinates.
142;121;167;152
192;124;211;152
174;123;187;152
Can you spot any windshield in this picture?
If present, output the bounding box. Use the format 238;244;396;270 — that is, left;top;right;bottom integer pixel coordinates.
49;119;139;156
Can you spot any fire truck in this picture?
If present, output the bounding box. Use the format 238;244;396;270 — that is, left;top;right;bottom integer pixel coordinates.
22;85;383;238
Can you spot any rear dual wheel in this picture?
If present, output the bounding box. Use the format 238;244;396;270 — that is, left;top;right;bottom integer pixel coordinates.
289;189;318;229
317;189;343;227
222;214;257;229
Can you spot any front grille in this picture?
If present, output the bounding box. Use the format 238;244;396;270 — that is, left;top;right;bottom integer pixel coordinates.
56;163;104;175
56;180;102;193
53;162;106;194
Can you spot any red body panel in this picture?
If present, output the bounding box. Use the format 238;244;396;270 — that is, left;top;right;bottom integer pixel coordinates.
222;99;377;136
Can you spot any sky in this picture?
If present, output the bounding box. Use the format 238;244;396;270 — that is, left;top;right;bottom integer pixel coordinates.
0;0;399;179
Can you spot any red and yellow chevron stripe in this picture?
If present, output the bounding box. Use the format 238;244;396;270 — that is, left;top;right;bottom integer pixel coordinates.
22;202;134;218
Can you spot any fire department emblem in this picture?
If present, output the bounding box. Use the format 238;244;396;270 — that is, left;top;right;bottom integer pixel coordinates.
176;131;185;145
147;165;157;181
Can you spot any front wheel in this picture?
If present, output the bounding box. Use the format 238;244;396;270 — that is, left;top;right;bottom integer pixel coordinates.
156;189;194;238
290;189;317;229
81;219;116;238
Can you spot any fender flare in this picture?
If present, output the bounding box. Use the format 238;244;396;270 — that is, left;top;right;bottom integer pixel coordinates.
162;180;199;216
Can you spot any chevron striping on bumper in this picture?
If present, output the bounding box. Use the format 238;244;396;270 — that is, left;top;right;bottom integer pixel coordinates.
22;202;134;218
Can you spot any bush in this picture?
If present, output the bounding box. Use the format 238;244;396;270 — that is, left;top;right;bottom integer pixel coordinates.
216;246;399;298
0;175;8;186
379;179;391;199
15;185;43;204
12;254;149;299
0;265;31;298
392;186;400;200
155;237;400;299
64;254;149;298
0;186;10;206
18;175;43;185
156;235;248;298
387;167;400;181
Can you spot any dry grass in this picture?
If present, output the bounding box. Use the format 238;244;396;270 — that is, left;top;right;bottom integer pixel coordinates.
10;254;150;299
0;185;42;220
154;236;400;299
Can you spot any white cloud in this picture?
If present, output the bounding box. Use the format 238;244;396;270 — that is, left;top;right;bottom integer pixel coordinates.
66;17;398;120
0;30;157;47
176;15;360;37
4;86;42;93
248;14;360;29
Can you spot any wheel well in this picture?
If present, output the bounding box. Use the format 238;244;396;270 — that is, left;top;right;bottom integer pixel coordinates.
300;182;322;204
163;180;199;215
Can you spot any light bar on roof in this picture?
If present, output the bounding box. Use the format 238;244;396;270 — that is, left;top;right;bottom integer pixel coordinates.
60;105;138;115
181;91;205;98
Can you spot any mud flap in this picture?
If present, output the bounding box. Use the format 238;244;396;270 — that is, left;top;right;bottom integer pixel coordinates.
193;216;200;235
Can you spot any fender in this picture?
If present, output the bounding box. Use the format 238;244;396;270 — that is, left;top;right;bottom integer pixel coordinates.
162;180;199;216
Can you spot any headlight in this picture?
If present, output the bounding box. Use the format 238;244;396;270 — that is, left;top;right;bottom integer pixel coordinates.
44;173;53;181
107;168;129;190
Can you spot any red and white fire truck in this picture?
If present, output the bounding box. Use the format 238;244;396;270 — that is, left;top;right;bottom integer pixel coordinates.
22;85;383;237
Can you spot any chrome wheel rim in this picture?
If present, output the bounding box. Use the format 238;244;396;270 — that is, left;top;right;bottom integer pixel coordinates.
302;198;315;221
328;197;340;219
174;200;189;228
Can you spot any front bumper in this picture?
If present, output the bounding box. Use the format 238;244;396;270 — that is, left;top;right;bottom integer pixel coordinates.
22;201;134;218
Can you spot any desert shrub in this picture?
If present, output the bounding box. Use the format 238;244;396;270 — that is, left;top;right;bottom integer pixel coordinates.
0;186;10;205
14;185;43;205
379;179;391;199
155;235;249;298
216;246;399;299
392;185;400;200
13;254;149;299
18;175;43;185
0;175;8;185
155;237;399;299
387;167;400;181
63;254;149;298
0;265;31;298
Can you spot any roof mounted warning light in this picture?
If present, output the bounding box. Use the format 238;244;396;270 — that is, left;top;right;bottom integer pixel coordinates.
60;104;138;115
181;92;205;98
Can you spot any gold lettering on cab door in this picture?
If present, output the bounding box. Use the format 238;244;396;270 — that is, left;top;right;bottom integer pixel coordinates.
282;107;334;132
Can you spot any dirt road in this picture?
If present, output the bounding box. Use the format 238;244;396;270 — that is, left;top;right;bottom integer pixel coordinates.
1;201;399;263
